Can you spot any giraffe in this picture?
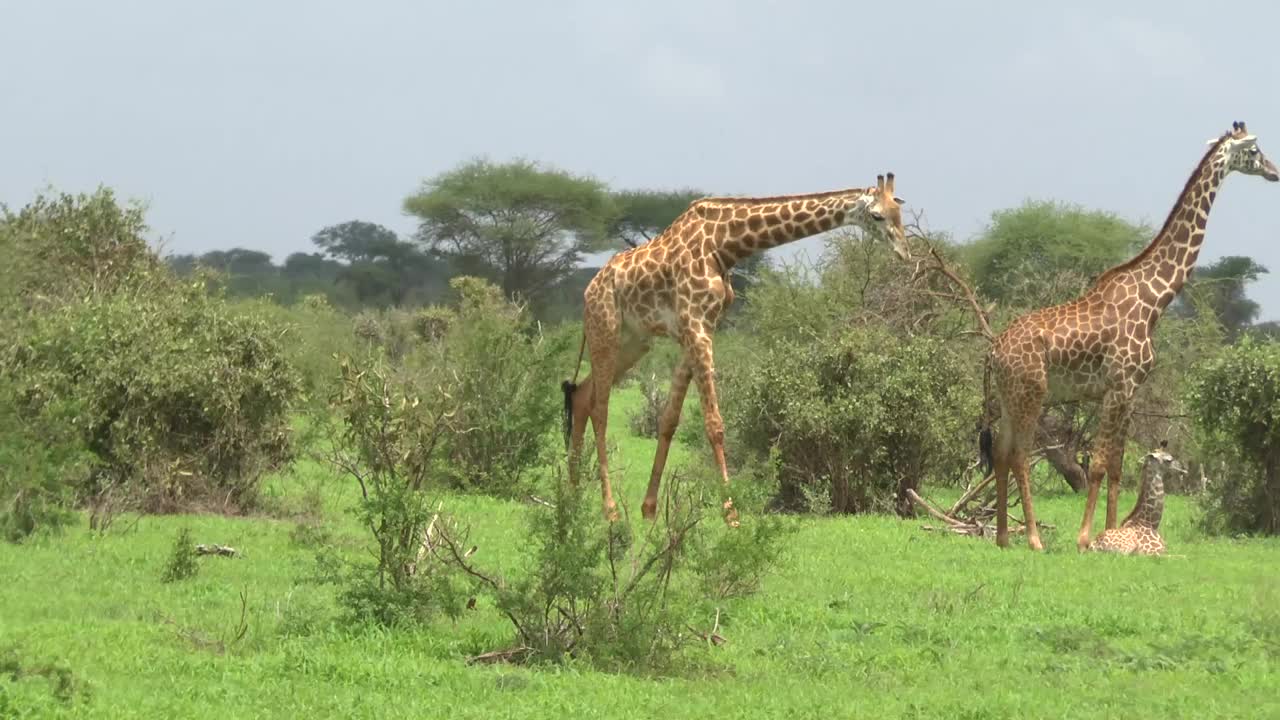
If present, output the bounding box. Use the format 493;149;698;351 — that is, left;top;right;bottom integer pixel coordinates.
1090;442;1185;556
563;174;910;526
979;121;1278;551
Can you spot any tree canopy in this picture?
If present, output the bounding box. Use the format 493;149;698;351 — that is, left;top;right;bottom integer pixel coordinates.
609;188;703;248
403;158;615;304
964;200;1149;307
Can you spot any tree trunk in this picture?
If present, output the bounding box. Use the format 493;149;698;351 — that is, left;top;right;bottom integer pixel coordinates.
1042;445;1089;493
1263;445;1280;535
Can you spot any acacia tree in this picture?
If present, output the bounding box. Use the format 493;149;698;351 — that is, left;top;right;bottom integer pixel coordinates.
610;188;703;248
610;187;769;299
1172;255;1268;340
310;220;448;307
964;199;1148;307
403;159;614;304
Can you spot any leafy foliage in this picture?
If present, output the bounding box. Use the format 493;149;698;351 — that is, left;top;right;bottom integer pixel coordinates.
9;281;301;513
964;199;1147;307
609;188;702;248
1185;337;1280;534
431;277;574;497
1173;255;1269;340
161;528;200;583
725;325;976;515
321;353;469;627
404;158;615;305
0;187;163;310
464;466;793;670
0;378;90;542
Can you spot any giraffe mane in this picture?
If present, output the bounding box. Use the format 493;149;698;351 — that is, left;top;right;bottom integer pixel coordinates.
693;187;874;205
1086;130;1234;290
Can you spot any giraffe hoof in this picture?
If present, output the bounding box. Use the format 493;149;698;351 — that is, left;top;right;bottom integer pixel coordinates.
1076;536;1092;552
641;500;657;521
604;506;620;523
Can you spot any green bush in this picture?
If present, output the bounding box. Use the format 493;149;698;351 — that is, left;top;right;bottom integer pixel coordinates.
463;464;793;670
8;282;301;513
0;187;163;313
0;379;91;542
160;528;199;583
723;325;976;515
320;354;469;627
1185;336;1280;534
433;277;573;497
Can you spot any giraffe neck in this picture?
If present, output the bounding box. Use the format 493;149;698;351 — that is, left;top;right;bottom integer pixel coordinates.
1095;140;1231;316
693;190;872;266
1128;465;1165;529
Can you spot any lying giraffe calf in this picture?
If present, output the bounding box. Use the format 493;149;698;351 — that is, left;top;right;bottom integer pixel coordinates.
1090;443;1186;556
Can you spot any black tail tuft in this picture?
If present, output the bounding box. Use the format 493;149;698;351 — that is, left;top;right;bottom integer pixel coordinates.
561;380;577;451
978;427;994;476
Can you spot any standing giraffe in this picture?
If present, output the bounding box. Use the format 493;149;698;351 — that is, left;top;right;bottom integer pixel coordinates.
563;174;910;526
979;121;1278;551
1090;442;1185;556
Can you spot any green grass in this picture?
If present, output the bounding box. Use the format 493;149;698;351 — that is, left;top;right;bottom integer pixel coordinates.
3;384;1279;719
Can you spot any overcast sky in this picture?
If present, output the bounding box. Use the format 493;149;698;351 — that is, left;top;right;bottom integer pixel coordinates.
5;1;1280;317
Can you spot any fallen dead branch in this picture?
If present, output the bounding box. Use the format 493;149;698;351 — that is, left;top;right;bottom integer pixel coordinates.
908;488;1055;539
467;646;532;665
195;544;239;558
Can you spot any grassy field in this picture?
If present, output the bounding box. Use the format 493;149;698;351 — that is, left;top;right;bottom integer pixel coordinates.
2;385;1279;719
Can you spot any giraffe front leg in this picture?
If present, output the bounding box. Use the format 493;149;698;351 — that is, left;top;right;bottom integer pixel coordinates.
1076;447;1107;552
642;356;694;521
1078;391;1132;549
687;337;738;528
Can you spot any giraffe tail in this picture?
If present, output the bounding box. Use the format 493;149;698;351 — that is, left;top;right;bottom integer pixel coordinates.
561;380;577;451
561;332;588;451
978;351;995;475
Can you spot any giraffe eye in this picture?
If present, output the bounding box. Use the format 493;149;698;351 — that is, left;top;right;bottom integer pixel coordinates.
870;211;885;222
1250;146;1260;155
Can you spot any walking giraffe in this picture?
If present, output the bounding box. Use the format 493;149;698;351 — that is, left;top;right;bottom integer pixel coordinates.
979;121;1278;551
564;174;910;526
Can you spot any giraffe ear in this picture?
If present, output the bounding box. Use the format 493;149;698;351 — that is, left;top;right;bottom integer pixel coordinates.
893;196;905;205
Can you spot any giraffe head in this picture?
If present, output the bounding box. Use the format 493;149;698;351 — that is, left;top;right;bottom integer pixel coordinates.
866;173;909;260
1143;442;1186;477
1209;121;1280;181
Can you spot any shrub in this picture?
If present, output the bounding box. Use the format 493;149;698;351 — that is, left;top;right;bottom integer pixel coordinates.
0;187;163;313
1185;336;1280;534
161;528;200;583
455;464;793;670
628;372;664;438
320;353;469;627
0;380;91;542
723;325;976;515
8;282;301;513
433;277;573;497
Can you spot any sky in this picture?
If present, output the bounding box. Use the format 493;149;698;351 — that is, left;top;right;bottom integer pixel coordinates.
5;1;1280;317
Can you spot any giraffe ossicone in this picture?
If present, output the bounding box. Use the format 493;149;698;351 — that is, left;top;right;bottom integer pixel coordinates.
563;173;910;526
979;121;1278;552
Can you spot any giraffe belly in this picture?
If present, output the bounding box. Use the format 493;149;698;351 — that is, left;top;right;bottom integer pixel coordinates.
626;307;678;339
1045;366;1107;403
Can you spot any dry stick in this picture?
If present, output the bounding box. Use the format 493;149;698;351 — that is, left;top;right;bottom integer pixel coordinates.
906;489;969;528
